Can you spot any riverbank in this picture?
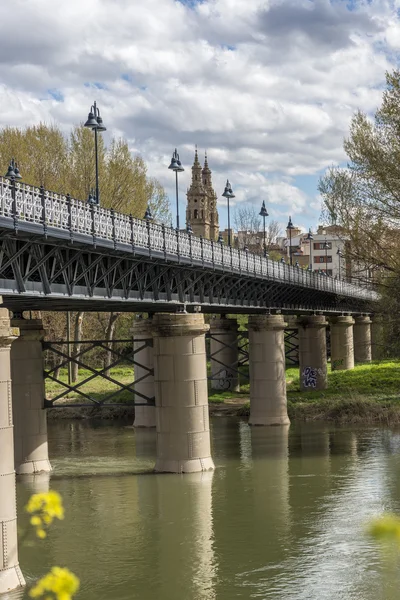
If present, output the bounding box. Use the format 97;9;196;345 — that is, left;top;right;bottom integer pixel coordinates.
46;361;400;424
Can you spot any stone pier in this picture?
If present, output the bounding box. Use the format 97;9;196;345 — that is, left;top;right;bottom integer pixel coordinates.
298;315;328;391
353;315;372;363
209;317;239;392
152;313;214;473
11;318;51;475
132;319;155;428
371;316;384;361
248;315;290;426
0;309;25;594
330;316;354;371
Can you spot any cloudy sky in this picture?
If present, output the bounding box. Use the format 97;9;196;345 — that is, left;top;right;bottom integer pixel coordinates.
1;0;399;232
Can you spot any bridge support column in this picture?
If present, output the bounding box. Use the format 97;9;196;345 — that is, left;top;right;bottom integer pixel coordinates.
248;315;290;426
0;310;25;594
371;316;384;361
209;317;240;392
353;316;372;363
11;318;51;475
329;316;354;371
298;315;327;391
132;319;155;428
152;313;214;473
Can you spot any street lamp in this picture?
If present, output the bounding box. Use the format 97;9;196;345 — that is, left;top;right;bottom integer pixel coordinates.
259;200;269;257
144;205;153;221
84;100;106;206
337;247;343;279
323;238;330;275
218;231;224;244
306;228;313;271
168;148;184;231
222;180;235;247
4;158;22;180
186;222;193;235
287;216;294;266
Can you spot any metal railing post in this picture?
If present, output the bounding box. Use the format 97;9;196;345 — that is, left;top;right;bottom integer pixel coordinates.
66;193;73;243
40;184;47;238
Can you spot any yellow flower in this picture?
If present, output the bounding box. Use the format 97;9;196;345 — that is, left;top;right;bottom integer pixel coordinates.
25;491;64;538
29;567;79;600
368;514;400;542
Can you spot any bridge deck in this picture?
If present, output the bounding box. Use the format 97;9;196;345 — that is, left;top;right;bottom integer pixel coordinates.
0;178;377;313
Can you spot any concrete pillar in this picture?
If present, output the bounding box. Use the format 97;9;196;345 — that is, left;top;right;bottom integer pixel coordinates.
0;309;25;594
209;317;239;392
353;315;372;363
371;316;384;361
330;316;354;371
298;315;327;391
11;318;51;475
152;313;214;473
248;315;290;426
132;319;155;428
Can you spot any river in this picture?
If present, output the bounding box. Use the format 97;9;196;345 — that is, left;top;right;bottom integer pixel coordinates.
8;418;400;599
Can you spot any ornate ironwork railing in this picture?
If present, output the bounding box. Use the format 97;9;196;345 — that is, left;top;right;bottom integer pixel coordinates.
0;177;377;302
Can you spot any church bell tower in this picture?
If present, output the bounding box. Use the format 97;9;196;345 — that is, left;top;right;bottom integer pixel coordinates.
186;148;219;240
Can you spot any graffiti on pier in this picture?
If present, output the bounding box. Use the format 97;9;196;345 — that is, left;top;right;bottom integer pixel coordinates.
302;366;317;388
214;369;234;390
332;358;344;370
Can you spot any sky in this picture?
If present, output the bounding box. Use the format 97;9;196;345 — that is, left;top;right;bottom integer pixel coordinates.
1;0;400;233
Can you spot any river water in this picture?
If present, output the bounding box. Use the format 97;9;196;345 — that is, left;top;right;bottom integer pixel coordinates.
9;418;400;600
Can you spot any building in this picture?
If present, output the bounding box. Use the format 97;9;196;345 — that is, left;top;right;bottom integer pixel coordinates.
186;149;219;240
279;225;347;277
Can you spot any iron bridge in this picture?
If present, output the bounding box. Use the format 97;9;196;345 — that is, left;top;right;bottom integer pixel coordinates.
0;178;377;314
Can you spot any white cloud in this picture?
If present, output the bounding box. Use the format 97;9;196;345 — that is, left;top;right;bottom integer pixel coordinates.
0;0;397;229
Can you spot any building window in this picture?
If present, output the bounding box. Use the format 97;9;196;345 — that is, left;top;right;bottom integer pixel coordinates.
314;255;332;263
314;242;332;250
194;209;198;219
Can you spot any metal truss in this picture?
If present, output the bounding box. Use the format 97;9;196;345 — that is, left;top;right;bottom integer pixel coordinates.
284;329;299;366
206;331;250;385
0;233;375;314
43;338;154;408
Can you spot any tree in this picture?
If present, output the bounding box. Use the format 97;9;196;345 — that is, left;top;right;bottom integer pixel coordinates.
319;70;400;282
318;69;400;353
233;206;281;252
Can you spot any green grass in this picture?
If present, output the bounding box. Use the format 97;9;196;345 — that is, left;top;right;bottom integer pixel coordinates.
46;360;400;423
46;366;135;405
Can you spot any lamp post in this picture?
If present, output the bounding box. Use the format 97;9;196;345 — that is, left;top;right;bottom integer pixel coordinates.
287;216;294;266
84;100;107;206
222;180;235;247
218;231;224;244
144;205;153;221
4;158;22;181
306;228;313;271
168;148;184;231
323;238;330;275
259;200;269;257
337;247;343;279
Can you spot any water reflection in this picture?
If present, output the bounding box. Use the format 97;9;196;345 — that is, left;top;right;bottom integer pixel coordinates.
11;419;400;600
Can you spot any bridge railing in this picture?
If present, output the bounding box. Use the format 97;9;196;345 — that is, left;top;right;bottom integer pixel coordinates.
0;178;377;301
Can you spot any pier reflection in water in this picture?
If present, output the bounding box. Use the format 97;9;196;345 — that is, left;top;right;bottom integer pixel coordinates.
11;419;400;600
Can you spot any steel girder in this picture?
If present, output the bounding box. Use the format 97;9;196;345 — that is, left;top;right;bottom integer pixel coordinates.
0;233;374;314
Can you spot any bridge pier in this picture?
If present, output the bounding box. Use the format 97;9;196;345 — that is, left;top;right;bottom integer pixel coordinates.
329;316;354;371
353;316;372;363
132;319;155;428
248;315;290;426
298;315;328;391
0;310;25;594
371;316;384;361
152;313;214;473
11;318;51;475
209;317;240;392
